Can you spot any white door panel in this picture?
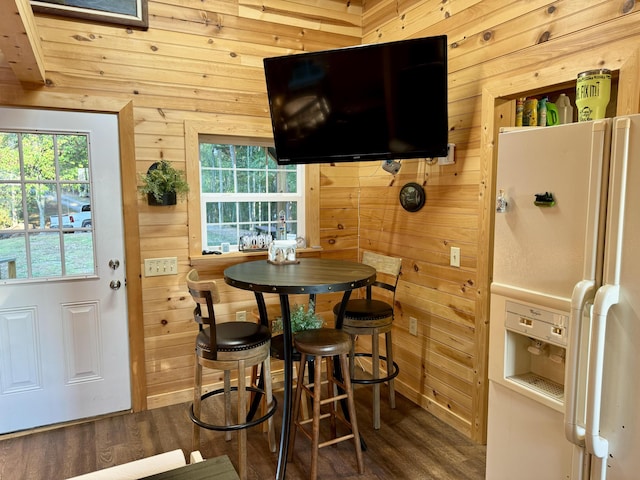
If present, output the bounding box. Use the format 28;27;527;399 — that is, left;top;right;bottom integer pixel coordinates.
0;108;130;433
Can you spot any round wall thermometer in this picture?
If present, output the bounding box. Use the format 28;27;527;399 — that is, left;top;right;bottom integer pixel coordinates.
399;182;426;212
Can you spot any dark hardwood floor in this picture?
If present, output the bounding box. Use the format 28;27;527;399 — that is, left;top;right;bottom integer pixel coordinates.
0;386;486;479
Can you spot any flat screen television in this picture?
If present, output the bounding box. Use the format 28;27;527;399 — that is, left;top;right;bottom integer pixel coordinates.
263;35;448;165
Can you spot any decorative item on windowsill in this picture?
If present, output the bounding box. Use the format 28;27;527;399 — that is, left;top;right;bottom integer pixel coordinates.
267;239;298;264
239;234;272;251
271;298;324;335
138;160;189;206
277;209;287;240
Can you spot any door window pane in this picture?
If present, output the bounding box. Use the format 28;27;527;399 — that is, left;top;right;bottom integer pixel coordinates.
0;130;95;281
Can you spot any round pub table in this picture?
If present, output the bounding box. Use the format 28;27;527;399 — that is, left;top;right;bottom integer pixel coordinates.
224;258;376;480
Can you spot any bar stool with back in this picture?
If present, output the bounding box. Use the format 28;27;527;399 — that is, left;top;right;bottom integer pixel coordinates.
332;251;402;430
186;269;277;480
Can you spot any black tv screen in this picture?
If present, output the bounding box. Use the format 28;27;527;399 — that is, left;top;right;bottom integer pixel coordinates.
263;35;448;165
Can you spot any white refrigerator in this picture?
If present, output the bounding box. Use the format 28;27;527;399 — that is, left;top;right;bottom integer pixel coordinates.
486;115;640;480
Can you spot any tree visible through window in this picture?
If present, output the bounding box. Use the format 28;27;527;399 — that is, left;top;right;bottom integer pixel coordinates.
0;130;94;280
199;142;304;251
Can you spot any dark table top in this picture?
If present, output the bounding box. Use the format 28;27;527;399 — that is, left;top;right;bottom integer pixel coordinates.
140;455;239;480
224;258;376;294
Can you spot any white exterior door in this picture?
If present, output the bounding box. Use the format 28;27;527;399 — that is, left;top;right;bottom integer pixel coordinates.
0;108;130;433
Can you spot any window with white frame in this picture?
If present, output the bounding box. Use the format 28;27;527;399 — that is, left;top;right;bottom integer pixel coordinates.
198;141;305;251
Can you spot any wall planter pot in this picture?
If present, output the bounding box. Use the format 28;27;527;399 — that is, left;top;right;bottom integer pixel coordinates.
147;191;177;206
138;160;189;206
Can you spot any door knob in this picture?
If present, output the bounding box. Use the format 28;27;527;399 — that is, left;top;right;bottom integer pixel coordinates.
110;280;121;290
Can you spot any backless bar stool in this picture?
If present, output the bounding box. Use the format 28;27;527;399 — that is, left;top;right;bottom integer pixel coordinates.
249;295;317;424
288;328;364;480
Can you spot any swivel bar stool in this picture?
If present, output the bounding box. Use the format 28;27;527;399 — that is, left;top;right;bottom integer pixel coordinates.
186;269;276;480
333;251;401;429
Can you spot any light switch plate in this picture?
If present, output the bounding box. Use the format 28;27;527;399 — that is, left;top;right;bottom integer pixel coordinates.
450;247;460;267
144;257;178;277
409;317;418;336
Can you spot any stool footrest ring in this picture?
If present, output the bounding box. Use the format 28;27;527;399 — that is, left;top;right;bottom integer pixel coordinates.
190;385;277;432
351;352;399;385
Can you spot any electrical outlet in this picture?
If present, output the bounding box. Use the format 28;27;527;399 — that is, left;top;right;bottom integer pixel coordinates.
236;311;246;321
450;246;461;268
144;257;178;277
409;316;418;336
437;143;455;165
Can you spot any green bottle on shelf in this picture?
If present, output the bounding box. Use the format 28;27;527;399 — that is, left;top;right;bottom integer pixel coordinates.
537;97;548;127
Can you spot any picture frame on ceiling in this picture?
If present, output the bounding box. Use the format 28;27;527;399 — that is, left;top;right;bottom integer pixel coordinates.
30;0;148;29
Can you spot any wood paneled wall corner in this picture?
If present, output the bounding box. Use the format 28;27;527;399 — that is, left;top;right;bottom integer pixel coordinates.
356;0;640;445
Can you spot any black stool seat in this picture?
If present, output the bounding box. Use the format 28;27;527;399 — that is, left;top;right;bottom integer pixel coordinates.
333;298;393;320
197;322;270;359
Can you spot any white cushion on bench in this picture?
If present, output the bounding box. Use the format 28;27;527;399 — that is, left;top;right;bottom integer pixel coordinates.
66;449;189;479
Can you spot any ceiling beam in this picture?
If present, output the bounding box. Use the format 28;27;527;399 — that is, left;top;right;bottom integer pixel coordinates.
0;0;46;84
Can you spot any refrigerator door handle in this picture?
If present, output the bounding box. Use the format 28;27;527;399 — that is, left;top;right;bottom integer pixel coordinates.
585;285;619;462
564;279;595;447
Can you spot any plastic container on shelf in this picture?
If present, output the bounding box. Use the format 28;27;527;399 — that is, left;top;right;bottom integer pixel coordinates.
555;93;574;124
515;98;524;126
523;98;538;126
537;97;548;127
546;101;559;126
576;69;611;121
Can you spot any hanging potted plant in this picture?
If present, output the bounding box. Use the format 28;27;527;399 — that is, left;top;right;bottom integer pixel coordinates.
139;160;190;206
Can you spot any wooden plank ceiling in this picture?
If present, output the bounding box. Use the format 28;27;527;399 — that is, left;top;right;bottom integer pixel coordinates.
0;0;46;84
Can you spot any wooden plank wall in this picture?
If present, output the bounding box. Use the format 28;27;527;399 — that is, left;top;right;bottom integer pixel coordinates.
1;0;639;445
350;0;640;443
0;0;364;415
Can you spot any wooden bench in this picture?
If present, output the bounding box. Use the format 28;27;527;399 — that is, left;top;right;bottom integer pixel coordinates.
65;450;215;479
